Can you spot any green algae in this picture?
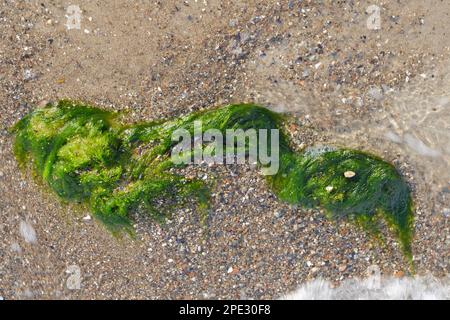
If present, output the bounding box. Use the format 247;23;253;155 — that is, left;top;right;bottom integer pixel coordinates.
12;100;414;260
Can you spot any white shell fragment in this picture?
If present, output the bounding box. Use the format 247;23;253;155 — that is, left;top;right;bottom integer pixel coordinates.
344;171;356;178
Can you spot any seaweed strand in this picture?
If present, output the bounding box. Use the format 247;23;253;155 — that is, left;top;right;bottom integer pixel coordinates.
12;100;414;261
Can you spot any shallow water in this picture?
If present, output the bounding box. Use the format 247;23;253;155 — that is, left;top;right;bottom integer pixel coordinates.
248;53;450;215
383;62;450;192
244;45;450;289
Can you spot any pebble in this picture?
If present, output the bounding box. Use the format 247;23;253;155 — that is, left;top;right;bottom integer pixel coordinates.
368;87;384;101
229;19;238;27
288;0;295;10
274;210;283;218
325;185;334;192
10;242;22;253
82;215;92;221
23;69;37;81
338;264;347;272
19;220;37;244
394;270;405;278
344;171;356;178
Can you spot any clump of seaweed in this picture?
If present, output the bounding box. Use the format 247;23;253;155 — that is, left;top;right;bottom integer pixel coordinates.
12;100;414;261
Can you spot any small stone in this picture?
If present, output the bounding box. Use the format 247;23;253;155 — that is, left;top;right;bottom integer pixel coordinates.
227;266;239;275
82;215;91;221
355;97;364;107
306;261;313;267
338;264;347;272
168;258;174;263
394;270;405;278
37;100;49;107
288;0;295;10
274;210;283;218
302;69;310;78
19;220;37;244
23;289;34;298
325;185;334;192
229;19;238;27
368;87;383;101
344;171;356;178
23;69;37;81
10;242;22;253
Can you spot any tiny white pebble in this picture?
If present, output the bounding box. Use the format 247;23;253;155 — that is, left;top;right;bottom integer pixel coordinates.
227;266;233;273
82;215;91;221
10;242;22;253
168;258;174;263
325;185;334;192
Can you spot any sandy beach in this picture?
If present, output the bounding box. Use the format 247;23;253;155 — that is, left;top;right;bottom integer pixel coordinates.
0;0;449;299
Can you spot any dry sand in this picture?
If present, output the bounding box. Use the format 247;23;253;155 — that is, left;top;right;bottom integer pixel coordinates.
0;0;449;299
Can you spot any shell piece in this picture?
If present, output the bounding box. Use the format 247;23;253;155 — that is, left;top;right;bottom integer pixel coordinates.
344;171;356;178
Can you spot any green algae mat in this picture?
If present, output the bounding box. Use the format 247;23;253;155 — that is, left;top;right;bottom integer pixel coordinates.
12;100;414;261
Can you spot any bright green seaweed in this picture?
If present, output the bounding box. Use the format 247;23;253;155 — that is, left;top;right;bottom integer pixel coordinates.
12;100;414;260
